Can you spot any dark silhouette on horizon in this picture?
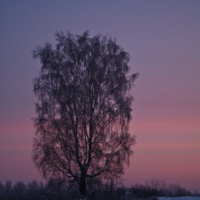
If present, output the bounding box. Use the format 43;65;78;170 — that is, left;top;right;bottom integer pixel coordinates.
0;179;194;200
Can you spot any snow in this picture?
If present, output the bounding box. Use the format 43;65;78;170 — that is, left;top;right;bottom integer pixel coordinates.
159;197;200;200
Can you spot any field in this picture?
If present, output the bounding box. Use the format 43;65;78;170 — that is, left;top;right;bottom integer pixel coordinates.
159;197;200;200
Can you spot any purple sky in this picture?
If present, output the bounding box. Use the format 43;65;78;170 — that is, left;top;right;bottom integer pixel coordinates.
0;0;200;192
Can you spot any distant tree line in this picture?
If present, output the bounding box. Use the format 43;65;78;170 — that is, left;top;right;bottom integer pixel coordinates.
0;179;197;200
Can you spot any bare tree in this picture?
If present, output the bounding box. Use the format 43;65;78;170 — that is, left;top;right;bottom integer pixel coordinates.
32;31;138;197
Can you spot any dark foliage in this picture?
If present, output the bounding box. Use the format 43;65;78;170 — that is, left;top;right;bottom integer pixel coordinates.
130;180;192;199
0;179;195;200
32;30;138;196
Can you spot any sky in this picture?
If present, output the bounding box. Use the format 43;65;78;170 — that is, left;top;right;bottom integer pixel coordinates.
0;0;200;192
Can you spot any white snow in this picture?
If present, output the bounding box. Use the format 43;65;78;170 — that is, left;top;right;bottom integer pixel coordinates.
159;197;200;200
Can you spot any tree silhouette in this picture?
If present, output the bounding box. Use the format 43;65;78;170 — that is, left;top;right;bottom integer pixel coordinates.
32;31;138;197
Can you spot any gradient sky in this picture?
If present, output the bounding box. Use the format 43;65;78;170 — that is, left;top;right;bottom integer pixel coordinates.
0;0;200;192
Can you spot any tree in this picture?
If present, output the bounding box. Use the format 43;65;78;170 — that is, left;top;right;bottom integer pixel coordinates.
13;181;27;200
32;30;138;197
27;180;39;199
5;181;13;199
0;182;6;199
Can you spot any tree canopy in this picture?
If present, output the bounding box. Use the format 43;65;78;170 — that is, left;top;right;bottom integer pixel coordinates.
32;31;138;197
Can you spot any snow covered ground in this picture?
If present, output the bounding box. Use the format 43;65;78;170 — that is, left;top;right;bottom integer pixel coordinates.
158;197;200;200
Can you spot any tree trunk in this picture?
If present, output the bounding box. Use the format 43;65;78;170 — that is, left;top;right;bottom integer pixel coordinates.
79;175;87;197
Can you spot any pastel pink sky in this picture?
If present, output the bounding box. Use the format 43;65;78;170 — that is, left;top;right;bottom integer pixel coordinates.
0;0;200;192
